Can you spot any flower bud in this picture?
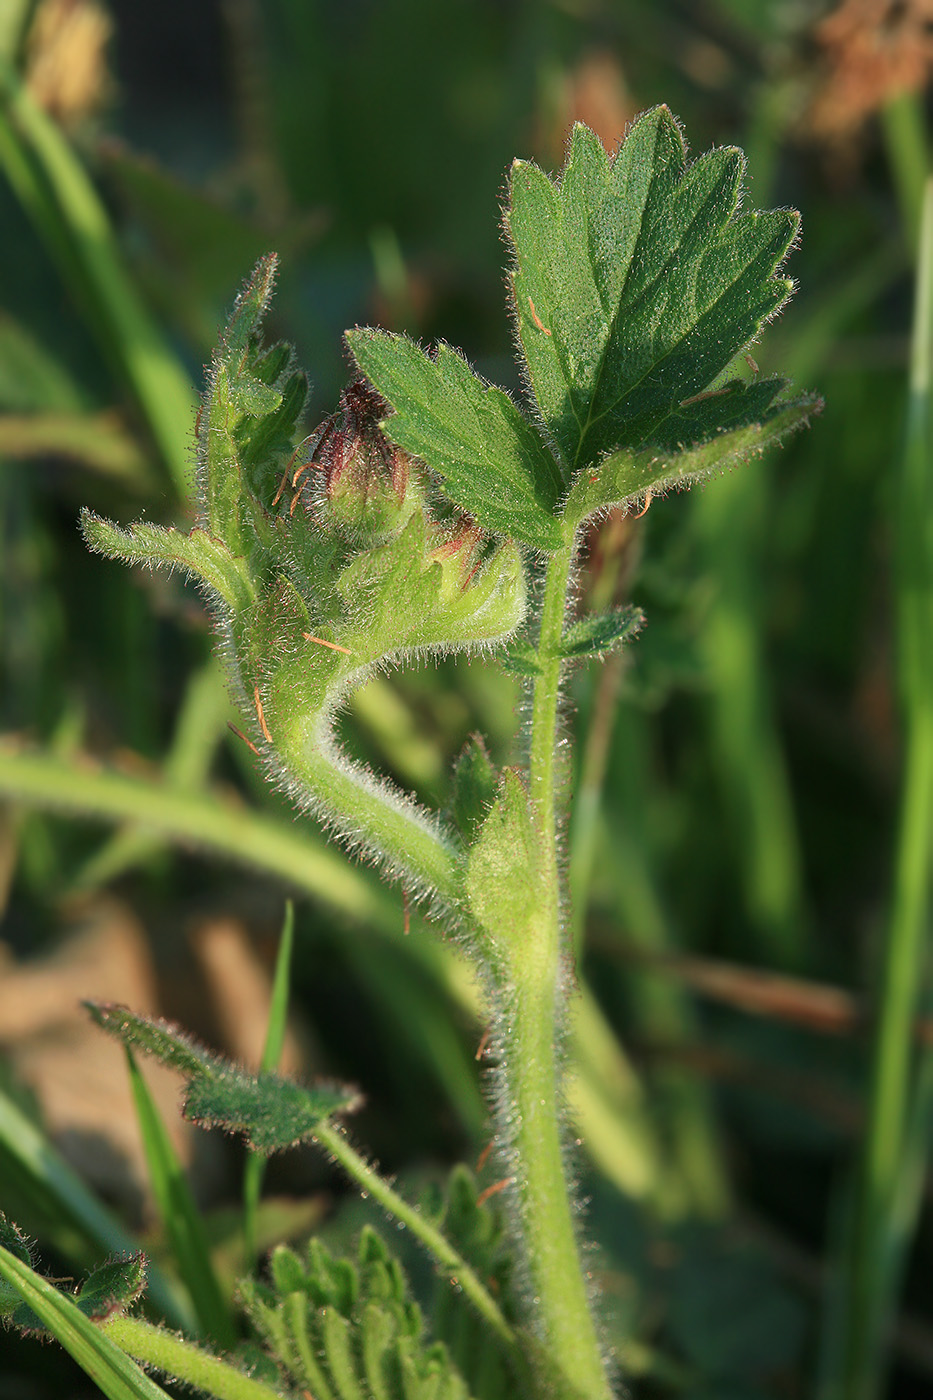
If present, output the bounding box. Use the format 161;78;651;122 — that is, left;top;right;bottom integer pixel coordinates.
304;378;422;539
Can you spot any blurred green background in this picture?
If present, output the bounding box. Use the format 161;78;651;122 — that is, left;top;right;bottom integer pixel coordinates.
1;1;931;1397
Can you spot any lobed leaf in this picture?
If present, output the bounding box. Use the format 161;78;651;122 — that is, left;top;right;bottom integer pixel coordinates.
241;1228;475;1400
506;108;803;479
184;1068;356;1156
562;386;820;527
346;328;564;550
88;1003;360;1157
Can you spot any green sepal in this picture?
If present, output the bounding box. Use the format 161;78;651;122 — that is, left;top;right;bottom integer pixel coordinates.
559;604;644;659
561;384;820;528
465;770;549;966
87;1003;361;1156
337;515;526;661
506;108;803;476
80;511;256;614
450;736;498;841
346;328;564;550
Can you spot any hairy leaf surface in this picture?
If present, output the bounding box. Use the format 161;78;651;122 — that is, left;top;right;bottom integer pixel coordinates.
346;329;564;550
506;107;807;485
88;1003;360;1156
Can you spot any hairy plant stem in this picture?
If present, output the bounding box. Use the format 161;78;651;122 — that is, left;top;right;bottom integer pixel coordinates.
293;743;460;900
511;533;613;1400
313;1122;517;1350
103;1316;284;1400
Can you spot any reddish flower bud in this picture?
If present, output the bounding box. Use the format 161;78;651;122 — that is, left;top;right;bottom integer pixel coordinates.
296;377;421;538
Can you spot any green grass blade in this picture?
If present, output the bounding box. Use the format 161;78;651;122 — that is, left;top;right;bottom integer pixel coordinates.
693;466;807;969
881;90;930;254
242;902;295;1269
72;657;230;892
125;1049;235;1348
0;1087;186;1327
259;903;295;1076
0;59;196;494
0;1243;174;1400
819;175;933;1400
0;738;400;930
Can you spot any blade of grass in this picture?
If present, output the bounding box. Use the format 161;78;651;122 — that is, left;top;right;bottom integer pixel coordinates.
242;902;294;1271
0;1087;186;1327
0;1242;174;1400
819;176;933;1400
71;657;230;892
570;652;730;1218
0;738;400;928
125;1049;235;1347
881;90;930;255
0;59;196;494
692;466;807;969
0;410;155;485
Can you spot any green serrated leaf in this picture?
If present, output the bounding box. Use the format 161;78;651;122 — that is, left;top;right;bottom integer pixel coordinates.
506;108;804;479
80;511;256;614
562;387;819;526
559;605;643;658
184;1067;356;1155
346;329;564;550
88;1002;360;1156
